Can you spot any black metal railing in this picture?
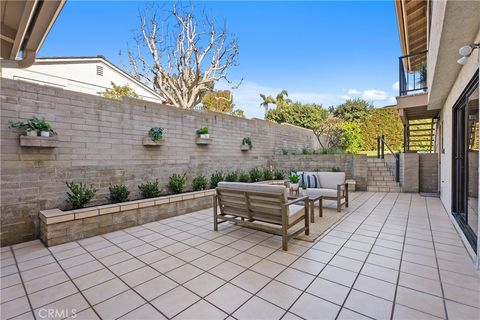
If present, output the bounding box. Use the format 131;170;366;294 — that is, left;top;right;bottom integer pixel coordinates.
377;135;400;183
399;50;428;96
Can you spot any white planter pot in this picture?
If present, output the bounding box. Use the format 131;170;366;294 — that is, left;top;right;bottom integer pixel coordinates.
290;183;299;191
40;131;50;137
200;134;210;139
26;130;38;137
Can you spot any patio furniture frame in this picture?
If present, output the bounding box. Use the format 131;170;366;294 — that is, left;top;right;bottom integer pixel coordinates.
213;185;310;250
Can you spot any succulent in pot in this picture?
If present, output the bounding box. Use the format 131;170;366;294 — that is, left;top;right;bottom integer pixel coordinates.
196;127;209;139
289;173;300;191
148;127;164;141
241;137;253;150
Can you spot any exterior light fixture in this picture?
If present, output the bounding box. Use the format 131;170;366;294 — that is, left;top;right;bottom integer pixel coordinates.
457;43;480;65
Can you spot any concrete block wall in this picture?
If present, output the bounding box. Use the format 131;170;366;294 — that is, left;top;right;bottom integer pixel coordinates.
419;154;439;193
1;78;323;245
400;153;419;193
400;153;439;193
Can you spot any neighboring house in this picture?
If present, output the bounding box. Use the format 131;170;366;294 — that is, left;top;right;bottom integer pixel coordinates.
1;56;164;103
394;0;479;265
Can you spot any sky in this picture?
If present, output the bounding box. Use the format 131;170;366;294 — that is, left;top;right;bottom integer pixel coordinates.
40;1;402;119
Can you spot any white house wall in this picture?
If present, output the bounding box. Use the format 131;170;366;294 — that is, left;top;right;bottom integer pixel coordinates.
1;60;161;103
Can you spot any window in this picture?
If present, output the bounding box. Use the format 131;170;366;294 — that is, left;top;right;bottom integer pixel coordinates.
96;65;103;76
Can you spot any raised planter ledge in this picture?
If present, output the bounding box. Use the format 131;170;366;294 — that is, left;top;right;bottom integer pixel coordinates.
20;135;57;147
40;189;215;246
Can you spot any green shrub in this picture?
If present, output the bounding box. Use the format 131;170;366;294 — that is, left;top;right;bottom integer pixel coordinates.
238;171;250;182
225;171;238;182
249;167;262;182
168;173;187;194
332;166;342;172
138;180;161;198
196;127;209;135
148;127;164;141
302;146;314;155
281;147;289;155
108;184;130;203
66;181;97;209
262;168;273;181
274;170;285;180
192;175;208;191
210;171;224;188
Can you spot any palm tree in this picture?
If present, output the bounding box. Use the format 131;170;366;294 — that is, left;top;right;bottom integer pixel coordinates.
259;94;276;111
260;90;290;111
276;90;290;103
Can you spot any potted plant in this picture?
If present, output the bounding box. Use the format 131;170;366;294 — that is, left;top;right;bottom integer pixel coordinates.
289;173;300;192
148;127;164;141
196;127;209;139
143;127;165;146
35;118;56;137
8;118;39;136
241;137;253;151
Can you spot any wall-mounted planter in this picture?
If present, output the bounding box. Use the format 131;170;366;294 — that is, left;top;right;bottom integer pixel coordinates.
20;135;57;148
240;144;251;151
196;137;212;145
40;189;215;246
142;137;165;146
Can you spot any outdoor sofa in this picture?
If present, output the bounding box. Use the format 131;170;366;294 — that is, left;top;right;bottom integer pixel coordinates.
213;182;309;250
297;171;349;212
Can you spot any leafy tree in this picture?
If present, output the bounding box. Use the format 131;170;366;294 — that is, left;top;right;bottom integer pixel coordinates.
340;121;363;154
312;115;343;151
231;109;245;118
330;98;373;123
201;90;245;117
101;82;139;100
360;107;403;150
202;90;234;113
265;101;328;129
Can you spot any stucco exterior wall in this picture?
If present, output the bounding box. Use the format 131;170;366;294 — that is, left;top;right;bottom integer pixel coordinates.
0;78;326;245
1;59;162;103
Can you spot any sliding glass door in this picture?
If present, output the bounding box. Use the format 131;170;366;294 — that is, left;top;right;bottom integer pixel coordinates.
452;74;478;252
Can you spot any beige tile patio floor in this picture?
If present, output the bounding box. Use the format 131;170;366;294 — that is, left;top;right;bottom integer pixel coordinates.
1;192;479;320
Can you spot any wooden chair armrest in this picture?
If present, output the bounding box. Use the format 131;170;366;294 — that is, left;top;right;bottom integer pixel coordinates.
286;196;308;206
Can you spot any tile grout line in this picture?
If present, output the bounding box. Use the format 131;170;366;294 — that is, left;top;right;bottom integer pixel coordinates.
44;245;103;319
424;195;450;319
8;246;36;320
221;192;381;319
275;192;389;319
331;192;403;320
389;192;413;320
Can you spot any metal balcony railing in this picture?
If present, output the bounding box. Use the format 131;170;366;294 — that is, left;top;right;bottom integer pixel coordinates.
399;50;428;96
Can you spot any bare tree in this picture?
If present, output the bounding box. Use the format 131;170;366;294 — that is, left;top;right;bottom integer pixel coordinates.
128;3;239;109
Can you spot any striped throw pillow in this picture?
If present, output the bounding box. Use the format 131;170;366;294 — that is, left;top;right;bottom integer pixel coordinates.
304;174;319;188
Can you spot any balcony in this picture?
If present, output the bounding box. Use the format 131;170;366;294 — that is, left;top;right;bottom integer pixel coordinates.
399;50;428;96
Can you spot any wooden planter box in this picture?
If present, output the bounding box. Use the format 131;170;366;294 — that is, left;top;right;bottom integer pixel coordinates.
142;137;165;146
240;144;251;151
195;137;212;145
20;135;57;148
40;190;215;246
